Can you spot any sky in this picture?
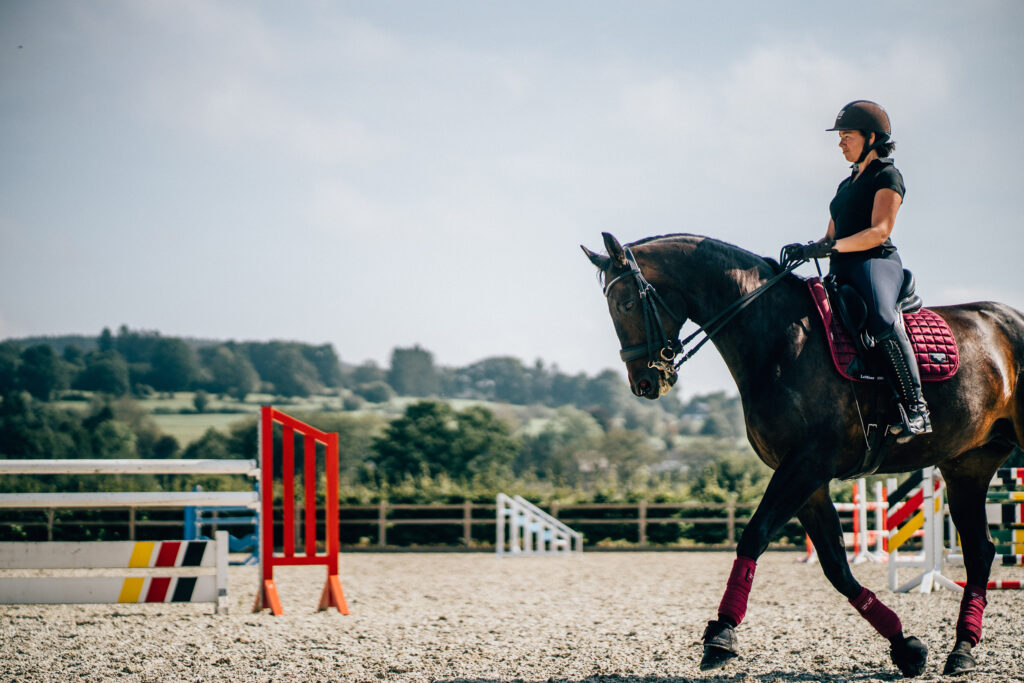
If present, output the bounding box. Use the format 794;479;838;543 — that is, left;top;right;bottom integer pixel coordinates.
1;1;1022;399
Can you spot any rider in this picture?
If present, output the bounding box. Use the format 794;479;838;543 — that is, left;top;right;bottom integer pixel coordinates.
781;100;932;440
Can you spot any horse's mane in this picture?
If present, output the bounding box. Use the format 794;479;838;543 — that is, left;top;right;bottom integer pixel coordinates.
626;233;793;278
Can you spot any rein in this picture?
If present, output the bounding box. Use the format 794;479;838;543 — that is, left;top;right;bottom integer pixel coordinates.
604;247;805;372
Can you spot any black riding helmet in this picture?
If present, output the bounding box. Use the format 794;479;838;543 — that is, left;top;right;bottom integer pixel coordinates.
827;100;892;162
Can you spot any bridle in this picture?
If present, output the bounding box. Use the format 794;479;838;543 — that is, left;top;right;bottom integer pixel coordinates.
602;247;804;380
602;247;684;382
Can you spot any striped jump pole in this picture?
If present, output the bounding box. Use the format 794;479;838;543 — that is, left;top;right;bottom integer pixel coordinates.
948;467;1024;583
0;531;229;613
253;406;347;616
0;459;257;613
886;467;960;593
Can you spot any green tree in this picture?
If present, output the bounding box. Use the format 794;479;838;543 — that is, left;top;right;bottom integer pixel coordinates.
354;381;393;403
516;406;603;484
74;351;130;396
580;369;632;416
148;338;199;392
598;428;661;480
372;401;518;483
459;357;531;403
0;342;20;395
61;345;85;369
388;345;439;397
182;429;235;460
302;344;344;387
349;360;385;386
246;342;320;397
0;392;84;459
98;327;115;352
202;345;258;399
18;344;67;400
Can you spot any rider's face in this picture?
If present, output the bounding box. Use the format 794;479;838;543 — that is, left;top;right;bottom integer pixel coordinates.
838;130;867;163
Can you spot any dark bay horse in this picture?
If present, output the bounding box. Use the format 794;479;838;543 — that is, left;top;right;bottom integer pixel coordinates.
582;232;1024;678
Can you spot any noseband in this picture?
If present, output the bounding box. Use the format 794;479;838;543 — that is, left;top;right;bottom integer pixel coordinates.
603;246;803;375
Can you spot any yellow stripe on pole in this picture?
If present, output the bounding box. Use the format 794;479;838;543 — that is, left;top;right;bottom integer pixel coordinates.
890;510;925;551
128;542;154;568
118;577;145;603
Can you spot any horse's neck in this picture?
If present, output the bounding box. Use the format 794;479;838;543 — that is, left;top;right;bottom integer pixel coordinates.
667;246;808;392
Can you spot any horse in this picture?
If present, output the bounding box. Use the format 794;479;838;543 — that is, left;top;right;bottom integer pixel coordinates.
581;232;1024;678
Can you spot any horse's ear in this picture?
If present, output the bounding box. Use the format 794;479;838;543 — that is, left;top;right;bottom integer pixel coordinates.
580;245;610;271
602;232;628;268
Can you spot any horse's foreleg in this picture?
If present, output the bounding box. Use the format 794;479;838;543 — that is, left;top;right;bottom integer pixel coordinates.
700;454;828;671
799;486;928;677
941;449;1009;676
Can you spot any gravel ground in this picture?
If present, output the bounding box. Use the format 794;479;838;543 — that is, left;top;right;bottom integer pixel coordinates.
2;551;1023;682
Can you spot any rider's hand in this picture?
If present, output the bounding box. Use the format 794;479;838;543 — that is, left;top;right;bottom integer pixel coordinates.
781;239;835;267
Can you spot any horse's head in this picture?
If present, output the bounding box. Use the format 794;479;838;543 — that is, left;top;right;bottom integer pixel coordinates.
581;232;687;400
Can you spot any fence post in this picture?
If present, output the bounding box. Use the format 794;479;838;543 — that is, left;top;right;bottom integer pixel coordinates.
128;507;136;540
46;508;54;541
463;500;472;548
726;501;736;545
638;500;648;546
377;500;387;548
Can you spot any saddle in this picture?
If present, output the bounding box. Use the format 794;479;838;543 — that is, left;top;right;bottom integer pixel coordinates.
807;273;959;383
807;273;958;479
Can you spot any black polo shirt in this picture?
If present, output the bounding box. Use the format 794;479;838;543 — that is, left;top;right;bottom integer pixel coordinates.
829;157;905;262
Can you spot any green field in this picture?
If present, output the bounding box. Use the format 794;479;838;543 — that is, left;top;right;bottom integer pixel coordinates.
52;392;360;445
49;391;575;447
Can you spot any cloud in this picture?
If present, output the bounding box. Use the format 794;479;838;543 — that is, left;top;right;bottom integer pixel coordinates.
128;2;400;166
614;38;952;165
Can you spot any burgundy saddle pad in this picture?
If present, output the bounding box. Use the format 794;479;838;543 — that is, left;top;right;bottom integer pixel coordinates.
807;278;959;382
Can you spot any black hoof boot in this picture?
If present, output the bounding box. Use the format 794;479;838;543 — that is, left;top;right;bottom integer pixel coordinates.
700;620;739;671
890;635;928;677
942;640;977;676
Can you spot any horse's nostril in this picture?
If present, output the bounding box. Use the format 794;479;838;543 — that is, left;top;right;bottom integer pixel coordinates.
637;379;651;395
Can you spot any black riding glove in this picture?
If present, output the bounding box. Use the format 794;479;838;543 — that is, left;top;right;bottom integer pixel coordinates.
780;239;836;267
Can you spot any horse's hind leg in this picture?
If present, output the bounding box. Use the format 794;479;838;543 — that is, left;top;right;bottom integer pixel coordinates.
798;486;928;677
941;443;1014;676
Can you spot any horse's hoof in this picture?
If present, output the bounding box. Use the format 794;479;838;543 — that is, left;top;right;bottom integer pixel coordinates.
942;641;977;676
700;645;739;671
700;620;739;671
890;635;928;677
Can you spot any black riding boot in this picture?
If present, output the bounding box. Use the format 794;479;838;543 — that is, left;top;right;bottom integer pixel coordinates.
877;324;932;442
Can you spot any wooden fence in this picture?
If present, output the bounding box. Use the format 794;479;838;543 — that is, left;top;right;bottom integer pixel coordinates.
0;500;807;549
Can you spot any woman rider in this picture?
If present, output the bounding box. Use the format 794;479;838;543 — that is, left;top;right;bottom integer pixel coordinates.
782;100;932;440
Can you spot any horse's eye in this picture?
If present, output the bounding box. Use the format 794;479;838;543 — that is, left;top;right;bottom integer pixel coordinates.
623;300;636;312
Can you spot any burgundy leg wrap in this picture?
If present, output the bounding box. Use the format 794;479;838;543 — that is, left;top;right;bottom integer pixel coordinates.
955;584;987;645
850;587;902;640
717;556;757;626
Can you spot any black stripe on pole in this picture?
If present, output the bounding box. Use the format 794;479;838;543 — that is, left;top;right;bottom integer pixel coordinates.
181;542;207;567
887;470;924;508
171;577;197;602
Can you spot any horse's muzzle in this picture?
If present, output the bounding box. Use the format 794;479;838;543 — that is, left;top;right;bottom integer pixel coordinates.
631;367;677;399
